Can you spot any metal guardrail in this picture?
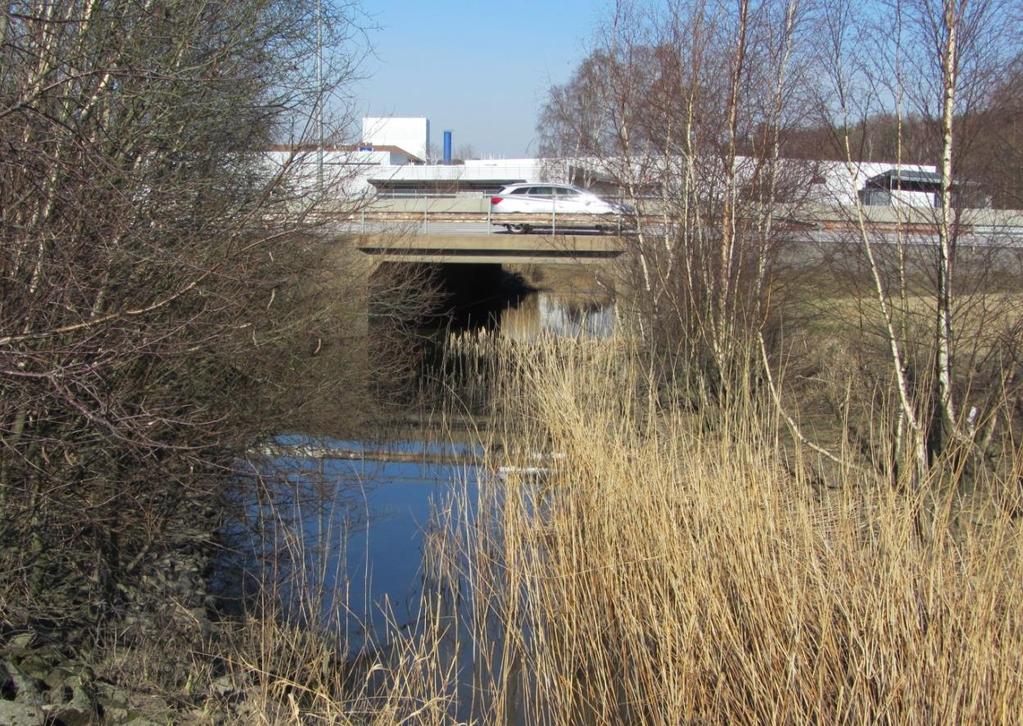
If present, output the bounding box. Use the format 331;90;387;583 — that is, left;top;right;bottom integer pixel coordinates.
322;199;1023;240
343;209;637;235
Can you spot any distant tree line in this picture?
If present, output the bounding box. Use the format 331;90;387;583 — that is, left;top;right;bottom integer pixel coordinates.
774;60;1023;208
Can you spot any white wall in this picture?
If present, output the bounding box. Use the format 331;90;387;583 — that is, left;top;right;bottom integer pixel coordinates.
809;161;939;208
264;148;952;208
264;149;378;197
361;117;430;160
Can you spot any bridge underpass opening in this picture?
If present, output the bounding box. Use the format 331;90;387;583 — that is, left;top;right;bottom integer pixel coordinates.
370;261;617;343
371;262;533;334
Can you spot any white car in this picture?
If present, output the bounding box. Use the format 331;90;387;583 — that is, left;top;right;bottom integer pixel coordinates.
489;183;629;234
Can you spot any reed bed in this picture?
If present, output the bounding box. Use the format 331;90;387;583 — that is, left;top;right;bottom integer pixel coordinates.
444;336;1023;724
230;334;1023;723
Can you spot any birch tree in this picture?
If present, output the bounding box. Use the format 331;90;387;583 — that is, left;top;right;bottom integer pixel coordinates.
538;0;813;397
813;0;1022;479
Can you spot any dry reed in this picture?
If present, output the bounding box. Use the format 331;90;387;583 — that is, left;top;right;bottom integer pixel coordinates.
446;336;1023;724
226;335;1023;723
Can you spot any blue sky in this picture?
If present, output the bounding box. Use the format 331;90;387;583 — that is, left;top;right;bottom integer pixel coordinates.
352;1;607;157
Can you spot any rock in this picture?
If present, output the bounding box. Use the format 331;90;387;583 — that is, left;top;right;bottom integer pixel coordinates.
2;660;45;706
7;633;35;652
16;656;49;679
109;692;175;724
211;674;236;697
47;684;97;725
0;700;45;725
1;661;14;700
102;701;131;722
94;681;132;720
185;707;215;722
43;665;74;690
229;697;263;724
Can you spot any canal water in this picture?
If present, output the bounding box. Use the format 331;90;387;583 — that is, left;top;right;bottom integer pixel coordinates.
245;436;481;650
232;264;614;674
423;262;615;338
500;289;615;340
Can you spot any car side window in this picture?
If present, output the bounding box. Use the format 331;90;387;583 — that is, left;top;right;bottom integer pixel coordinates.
556;188;582;199
510;187;529;195
530;187;554;198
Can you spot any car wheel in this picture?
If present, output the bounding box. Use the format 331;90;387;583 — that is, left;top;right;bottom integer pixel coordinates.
509;223;529;234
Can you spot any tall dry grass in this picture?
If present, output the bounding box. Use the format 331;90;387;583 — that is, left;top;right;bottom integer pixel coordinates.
442;336;1023;723
221;334;1023;723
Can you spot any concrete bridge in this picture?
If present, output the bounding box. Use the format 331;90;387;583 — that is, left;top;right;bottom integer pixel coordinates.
355;229;625;265
332;196;627;264
325;196;1023;265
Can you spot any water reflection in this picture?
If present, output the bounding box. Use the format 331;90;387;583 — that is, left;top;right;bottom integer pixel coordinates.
240;436;522;722
408;266;616;412
240;436;479;653
229;265;616;717
500;291;615;340
418;263;616;339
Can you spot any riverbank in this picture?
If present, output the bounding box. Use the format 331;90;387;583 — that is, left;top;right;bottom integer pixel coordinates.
435;337;1023;722
0;496;223;723
6;330;1020;723
306;333;1021;722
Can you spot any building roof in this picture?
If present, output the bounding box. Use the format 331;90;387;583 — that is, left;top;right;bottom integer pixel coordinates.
869;169;944;185
265;143;423;162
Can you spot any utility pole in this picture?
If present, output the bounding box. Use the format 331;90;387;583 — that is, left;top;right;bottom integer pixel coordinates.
317;0;324;193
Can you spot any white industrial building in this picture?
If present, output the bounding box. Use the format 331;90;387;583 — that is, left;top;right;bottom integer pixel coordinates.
263;143;423;198
364;158;549;196
361;117;430;162
267;116;986;209
810;161;959;208
567;155;959;209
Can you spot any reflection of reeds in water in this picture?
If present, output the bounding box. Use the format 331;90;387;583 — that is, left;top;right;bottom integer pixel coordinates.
424;322;623;416
497;293;542;341
412;284;616;415
500;292;616;342
414;328;502;416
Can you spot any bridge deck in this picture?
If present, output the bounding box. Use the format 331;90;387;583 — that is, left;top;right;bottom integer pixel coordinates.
356;231;625;264
328;201;1023;264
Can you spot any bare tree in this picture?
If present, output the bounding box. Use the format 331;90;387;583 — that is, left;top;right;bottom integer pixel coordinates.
0;0;397;634
538;0;814;396
454;143;477;161
812;0;1023;479
538;0;1023;483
